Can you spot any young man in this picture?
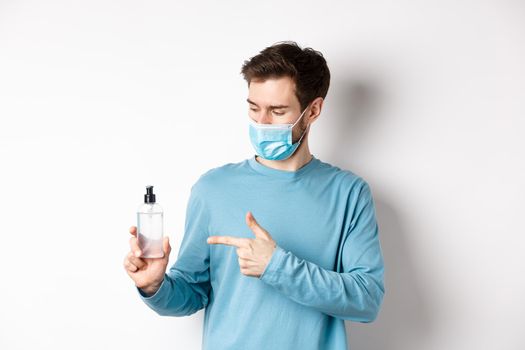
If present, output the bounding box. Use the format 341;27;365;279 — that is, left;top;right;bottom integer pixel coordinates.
124;41;385;349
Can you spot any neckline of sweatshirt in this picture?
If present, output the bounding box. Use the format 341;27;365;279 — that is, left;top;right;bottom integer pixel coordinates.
247;153;321;180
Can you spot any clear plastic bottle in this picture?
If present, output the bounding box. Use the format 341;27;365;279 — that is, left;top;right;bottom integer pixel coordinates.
137;185;164;258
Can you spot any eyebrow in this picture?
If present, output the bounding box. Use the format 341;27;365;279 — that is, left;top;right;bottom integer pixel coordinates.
247;98;289;109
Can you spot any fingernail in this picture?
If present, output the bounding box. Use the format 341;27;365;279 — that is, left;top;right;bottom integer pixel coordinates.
135;251;141;257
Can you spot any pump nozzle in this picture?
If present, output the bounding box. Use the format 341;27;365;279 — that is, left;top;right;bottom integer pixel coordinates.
144;185;156;203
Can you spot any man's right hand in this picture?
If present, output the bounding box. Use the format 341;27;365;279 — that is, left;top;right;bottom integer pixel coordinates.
123;226;171;297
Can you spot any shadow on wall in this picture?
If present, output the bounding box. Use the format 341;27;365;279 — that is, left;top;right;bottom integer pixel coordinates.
346;197;431;349
329;80;433;349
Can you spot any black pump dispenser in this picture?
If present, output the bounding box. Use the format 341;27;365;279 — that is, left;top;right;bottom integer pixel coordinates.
137;185;164;258
144;185;156;203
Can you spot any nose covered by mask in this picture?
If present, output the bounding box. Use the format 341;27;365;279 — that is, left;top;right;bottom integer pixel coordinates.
248;104;310;161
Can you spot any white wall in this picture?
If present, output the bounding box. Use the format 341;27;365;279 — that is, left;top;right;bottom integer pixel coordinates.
1;1;524;349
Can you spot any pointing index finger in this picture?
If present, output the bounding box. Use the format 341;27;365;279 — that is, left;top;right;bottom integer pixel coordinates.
207;236;247;247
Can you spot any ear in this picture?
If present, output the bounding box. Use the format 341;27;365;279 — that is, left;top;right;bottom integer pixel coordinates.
307;97;324;124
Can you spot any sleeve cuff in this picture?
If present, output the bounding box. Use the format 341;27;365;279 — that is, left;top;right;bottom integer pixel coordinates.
136;274;169;302
259;245;286;284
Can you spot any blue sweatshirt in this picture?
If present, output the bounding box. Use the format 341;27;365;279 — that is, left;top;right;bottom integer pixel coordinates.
136;154;385;349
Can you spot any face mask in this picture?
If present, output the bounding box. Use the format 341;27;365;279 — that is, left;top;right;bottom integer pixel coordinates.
248;104;310;161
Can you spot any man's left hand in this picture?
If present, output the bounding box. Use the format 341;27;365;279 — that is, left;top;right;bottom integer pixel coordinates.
207;211;277;278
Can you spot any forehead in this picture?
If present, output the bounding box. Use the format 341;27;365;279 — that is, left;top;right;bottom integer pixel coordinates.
247;76;299;107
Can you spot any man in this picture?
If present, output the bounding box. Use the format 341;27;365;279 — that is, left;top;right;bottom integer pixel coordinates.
123;41;385;349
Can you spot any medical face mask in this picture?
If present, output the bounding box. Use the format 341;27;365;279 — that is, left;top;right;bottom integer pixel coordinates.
248;104;309;161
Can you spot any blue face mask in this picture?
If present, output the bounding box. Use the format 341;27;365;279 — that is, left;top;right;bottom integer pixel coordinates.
249;104;310;161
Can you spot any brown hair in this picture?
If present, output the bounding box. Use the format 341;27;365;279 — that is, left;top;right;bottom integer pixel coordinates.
240;41;330;111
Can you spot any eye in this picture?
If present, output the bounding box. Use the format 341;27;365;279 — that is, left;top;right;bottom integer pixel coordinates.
272;111;285;116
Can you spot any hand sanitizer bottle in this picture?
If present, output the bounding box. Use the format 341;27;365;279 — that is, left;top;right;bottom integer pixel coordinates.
137;185;164;258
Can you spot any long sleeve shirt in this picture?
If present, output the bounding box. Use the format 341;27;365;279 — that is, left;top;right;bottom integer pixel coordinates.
136;154;385;349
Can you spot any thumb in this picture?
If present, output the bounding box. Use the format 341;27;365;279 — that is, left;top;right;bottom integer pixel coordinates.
246;211;271;239
163;236;171;257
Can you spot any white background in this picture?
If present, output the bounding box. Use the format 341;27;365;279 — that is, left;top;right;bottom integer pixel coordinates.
1;1;524;349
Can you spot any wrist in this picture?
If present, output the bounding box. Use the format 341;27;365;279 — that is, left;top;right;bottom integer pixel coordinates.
139;278;163;297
